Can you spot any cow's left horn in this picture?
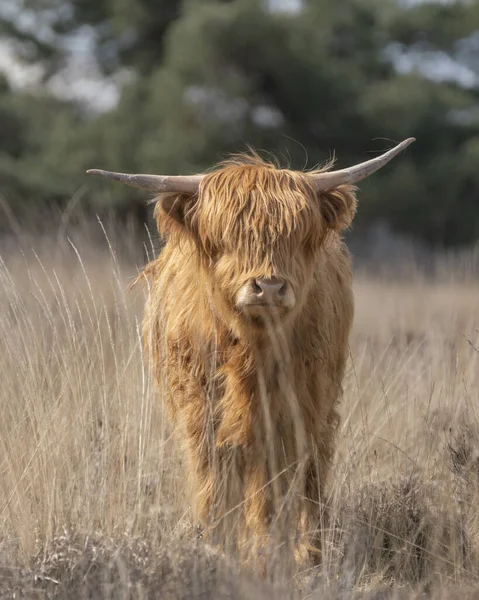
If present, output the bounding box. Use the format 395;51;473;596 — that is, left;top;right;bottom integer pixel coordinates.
86;170;203;195
312;138;415;192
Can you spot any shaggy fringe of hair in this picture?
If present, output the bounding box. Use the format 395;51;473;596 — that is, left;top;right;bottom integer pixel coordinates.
147;150;357;264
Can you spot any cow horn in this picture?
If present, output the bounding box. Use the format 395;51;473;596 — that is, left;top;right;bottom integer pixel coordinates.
312;138;415;192
86;170;203;195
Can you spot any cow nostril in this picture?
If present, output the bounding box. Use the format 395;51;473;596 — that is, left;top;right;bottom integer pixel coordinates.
252;280;262;294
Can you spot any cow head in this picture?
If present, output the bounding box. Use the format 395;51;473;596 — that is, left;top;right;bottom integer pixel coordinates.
87;139;414;329
173;158;359;327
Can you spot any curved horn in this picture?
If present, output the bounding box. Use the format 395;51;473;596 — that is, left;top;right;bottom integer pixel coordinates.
313;138;415;192
86;170;203;195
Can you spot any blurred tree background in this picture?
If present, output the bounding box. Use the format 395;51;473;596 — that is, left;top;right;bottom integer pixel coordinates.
0;0;478;247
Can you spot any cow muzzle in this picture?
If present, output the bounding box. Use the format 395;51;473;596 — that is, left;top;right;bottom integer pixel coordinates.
236;277;296;317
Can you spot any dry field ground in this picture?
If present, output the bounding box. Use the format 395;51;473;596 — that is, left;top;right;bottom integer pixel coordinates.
1;228;479;599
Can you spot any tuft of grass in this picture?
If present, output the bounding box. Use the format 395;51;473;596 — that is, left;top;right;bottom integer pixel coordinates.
1;227;479;597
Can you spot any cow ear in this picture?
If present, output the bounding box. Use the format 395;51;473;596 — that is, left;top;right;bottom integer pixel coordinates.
159;193;195;226
154;192;199;238
318;185;358;231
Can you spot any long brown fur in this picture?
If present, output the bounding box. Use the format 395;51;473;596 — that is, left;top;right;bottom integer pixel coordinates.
141;152;357;575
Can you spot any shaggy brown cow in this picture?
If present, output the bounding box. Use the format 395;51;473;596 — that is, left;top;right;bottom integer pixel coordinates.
88;138;414;573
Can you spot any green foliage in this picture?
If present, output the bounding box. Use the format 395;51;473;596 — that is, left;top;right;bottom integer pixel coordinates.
1;0;478;246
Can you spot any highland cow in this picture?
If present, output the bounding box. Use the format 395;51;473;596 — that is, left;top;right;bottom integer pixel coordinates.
88;138;414;572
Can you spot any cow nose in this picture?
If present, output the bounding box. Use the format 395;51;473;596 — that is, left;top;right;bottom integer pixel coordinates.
252;278;286;303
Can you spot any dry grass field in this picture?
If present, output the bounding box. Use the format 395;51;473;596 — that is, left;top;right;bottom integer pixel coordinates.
1;227;479;598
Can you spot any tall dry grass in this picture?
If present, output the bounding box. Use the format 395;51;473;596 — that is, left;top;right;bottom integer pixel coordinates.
1;227;479;598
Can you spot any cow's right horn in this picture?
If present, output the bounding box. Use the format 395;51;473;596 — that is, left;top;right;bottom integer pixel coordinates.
86;170;203;195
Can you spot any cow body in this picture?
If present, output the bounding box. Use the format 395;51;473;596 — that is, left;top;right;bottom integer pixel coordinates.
141;155;356;571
